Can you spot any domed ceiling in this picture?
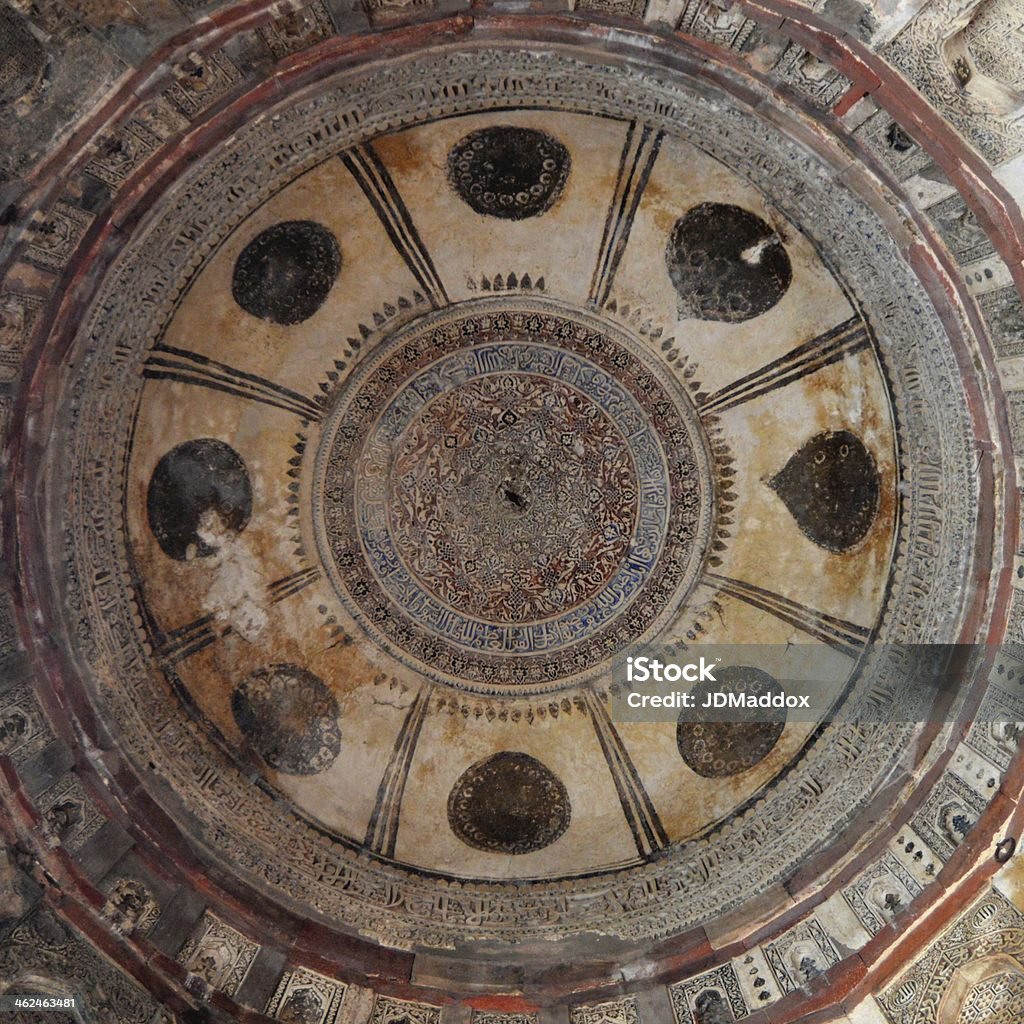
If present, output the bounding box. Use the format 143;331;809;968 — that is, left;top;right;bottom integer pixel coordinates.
1;1;1024;1022
51;46;968;934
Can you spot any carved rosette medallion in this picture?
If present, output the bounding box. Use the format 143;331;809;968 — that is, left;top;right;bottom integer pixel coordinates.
311;298;714;694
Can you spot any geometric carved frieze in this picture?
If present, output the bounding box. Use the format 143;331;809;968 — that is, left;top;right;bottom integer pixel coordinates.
176;912;259;997
164;50;242;119
84;95;189;188
575;0;649;18
771;43;851;110
675;0;758;50
965;684;1024;772
570;996;641;1024
956;969;1024;1024
670;964;747;1023
0;5;47;115
362;0;437;26
977;284;1024;359
368;995;441;1024
0;908;156;1022
38;774;105;853
470;1013;539;1024
962;0;1024;90
257;1;336;62
1009;390;1024;460
762;918;842;995
878;888;1024;1024
0;681;52;766
85;121;163;188
0;292;44;383
841;852;924;936
852;107;935;183
909;770;991;863
22;202;94;275
884;0;1024;163
266;966;347;1024
925;193;995;265
100;878;161;937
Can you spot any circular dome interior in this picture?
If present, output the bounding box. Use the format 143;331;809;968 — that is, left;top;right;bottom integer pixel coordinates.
0;3;1023;1023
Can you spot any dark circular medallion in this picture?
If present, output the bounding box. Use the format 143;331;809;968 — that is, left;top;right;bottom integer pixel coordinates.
768;429;880;553
231;220;341;325
146;438;252;561
677;666;786;778
447;126;571;220
666;203;792;323
311;298;714;693
231;664;341;776
448;751;571;854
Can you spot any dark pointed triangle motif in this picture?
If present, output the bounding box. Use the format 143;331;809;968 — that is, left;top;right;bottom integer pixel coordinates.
768;429;880;553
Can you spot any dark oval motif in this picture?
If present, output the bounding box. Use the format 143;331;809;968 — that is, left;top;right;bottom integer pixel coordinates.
677;666;786;778
666;203;792;323
448;751;571;854
447;126;571;220
231;220;341;325
768;429;880;553
146;438;252;561
231;664;341;776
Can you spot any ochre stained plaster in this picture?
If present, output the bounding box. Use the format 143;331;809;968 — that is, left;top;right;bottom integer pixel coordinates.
124;108;897;881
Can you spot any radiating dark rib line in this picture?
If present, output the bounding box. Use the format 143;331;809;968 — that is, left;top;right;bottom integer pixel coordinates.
154;345;322;411
340;145;448;308
155;614;229;662
704;572;869;657
360;144;446;301
583;687;668;859
350;147;425;280
144;346;323;421
154;571;320;663
143;369;319;422
162;612;217;641
700;318;869;415
345;148;429;287
144;363;316;420
268;567;321;603
589;123;664;307
364;687;431;858
590;121;636;304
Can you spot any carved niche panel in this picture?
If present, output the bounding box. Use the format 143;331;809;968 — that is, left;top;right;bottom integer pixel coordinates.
878;888;1024;1024
885;0;1024;162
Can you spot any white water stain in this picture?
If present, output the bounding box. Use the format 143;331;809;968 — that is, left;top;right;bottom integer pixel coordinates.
193;510;269;642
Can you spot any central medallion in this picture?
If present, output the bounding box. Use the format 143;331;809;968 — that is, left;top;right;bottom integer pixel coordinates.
389;373;637;623
312;297;714;694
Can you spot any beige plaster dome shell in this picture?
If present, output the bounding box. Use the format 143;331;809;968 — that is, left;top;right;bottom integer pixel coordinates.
31;40;993;946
